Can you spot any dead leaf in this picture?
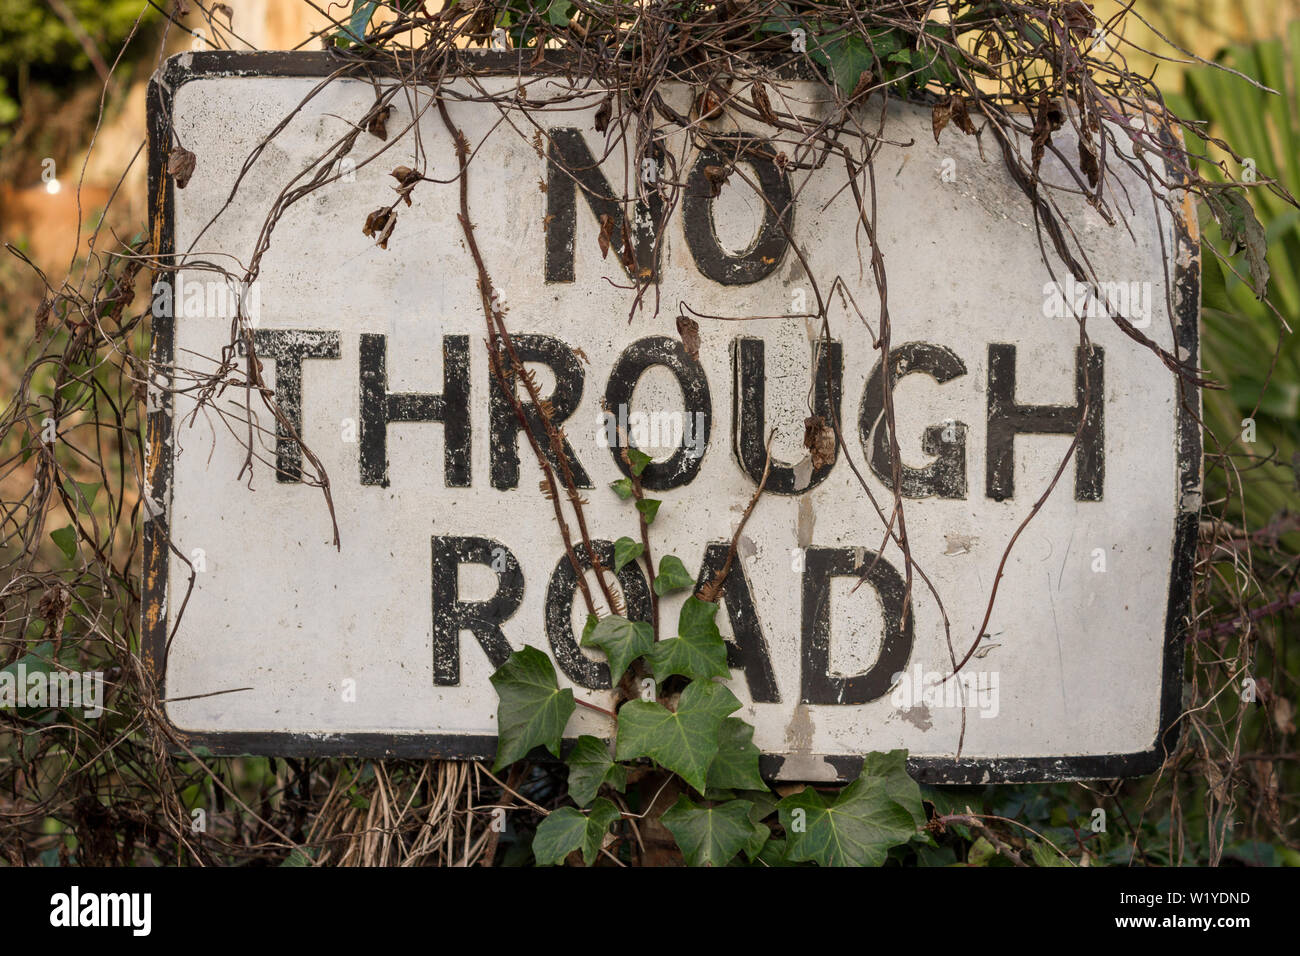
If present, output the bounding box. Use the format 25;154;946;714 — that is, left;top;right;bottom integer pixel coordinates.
363;207;395;248
35;296;51;336
619;219;638;273
702;164;729;198
167;147;196;189
677;314;700;361
695;87;723;121
594;95;612;134
932;100;952;143
803;415;836;470
1078;137;1099;189
752;83;778;126
367;105;392;140
391;166;421;186
950;95;975;135
850;70;874;102
1062;1;1096;38
597;213;615;259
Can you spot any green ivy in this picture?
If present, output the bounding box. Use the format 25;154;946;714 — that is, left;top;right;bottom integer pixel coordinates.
490;466;924;866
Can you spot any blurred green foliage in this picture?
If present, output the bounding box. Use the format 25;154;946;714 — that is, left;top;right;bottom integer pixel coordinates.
0;0;157;145
0;0;148;75
1169;22;1300;530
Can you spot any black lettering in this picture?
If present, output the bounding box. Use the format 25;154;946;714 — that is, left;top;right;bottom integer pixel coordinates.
683;134;793;285
490;334;592;489
432;536;523;686
859;342;968;499
604;336;712;491
359;333;471;488
734;337;842;494
545;541;652;689
545;127;662;282
800;547;913;705
251;329;340;483
986;344;1104;501
695;544;779;702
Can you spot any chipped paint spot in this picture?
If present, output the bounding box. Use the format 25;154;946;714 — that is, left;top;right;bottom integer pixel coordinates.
943;533;976;555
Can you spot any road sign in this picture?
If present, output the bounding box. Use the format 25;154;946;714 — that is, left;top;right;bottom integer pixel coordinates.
146;51;1198;782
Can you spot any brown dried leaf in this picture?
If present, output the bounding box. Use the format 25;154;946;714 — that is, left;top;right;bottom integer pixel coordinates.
696;87;723;121
594;96;612;134
391;165;421;186
1062;1;1096;39
597;213;615;259
752;82;778;126
950;95;976;135
1078;138;1099;189
932;101;952;143
35;296;51;336
850;70;874;103
676;314;700;362
1274;696;1296;735
803;415;836;470
362;208;394;246
167;147;196;189
367;105;392;140
702;164;729;198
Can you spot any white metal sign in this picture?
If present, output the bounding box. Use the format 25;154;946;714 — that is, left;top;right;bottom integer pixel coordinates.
146;52;1198;782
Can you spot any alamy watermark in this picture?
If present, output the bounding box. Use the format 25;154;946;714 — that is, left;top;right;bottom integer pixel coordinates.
49;887;150;936
597;403;707;459
1042;276;1151;328
0;664;104;718
151;277;262;323
890;663;1000;719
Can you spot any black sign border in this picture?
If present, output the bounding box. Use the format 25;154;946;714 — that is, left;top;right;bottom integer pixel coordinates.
145;50;1199;784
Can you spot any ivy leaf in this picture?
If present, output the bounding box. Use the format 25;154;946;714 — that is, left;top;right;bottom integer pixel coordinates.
810;30;874;93
744;817;772;861
490;646;575;770
50;525;77;562
613;536;644;573
756;837;794;866
652;554;694;595
565;735;627;808
335;0;378;47
610;478;634;500
679;679;744;720
661;796;756;867
647;596;729;683
635;498;661;524
614;679;737;792
626;448;652;476
706;717;766;791
533;798;621;866
777;750;924;866
544;0;574;27
581;614;653;683
62;480;100;514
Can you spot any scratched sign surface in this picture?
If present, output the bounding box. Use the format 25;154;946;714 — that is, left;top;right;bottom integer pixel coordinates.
145;52;1198;782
